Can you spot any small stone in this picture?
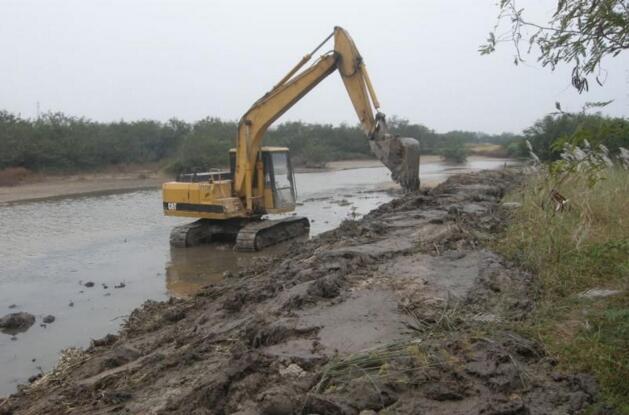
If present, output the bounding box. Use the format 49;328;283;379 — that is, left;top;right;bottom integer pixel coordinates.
163;309;185;323
84;281;95;288
278;363;306;378
102;284;108;289
68;301;74;307
10;336;17;341
0;312;36;333
8;304;17;309
28;373;42;383
114;282;126;289
92;333;118;347
502;202;522;209
42;315;55;324
222;271;234;279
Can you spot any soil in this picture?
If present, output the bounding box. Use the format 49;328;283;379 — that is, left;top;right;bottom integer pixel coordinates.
0;169;600;414
0;171;167;205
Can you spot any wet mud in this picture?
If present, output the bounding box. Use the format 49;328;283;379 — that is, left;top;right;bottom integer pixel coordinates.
0;169;598;414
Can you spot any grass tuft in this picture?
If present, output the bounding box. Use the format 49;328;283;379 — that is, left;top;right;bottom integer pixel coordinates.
497;167;629;412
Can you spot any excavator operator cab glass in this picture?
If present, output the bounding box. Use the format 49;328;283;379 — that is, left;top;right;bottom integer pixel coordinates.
262;148;296;210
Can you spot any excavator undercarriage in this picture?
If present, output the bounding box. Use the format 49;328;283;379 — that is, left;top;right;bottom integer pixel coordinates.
170;216;310;251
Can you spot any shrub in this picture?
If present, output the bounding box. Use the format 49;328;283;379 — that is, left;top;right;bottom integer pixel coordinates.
440;142;468;163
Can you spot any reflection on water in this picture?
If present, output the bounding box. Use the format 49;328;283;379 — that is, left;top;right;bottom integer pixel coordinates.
166;245;237;296
0;157;515;396
165;236;310;296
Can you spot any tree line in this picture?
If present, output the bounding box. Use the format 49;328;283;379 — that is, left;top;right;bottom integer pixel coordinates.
0;111;511;173
520;113;629;162
0;110;627;174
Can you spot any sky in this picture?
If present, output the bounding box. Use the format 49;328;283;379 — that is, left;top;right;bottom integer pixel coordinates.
1;0;627;134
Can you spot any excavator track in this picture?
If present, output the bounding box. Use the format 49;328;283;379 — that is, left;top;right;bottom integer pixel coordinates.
169;220;212;248
235;216;310;252
169;219;243;248
170;217;309;250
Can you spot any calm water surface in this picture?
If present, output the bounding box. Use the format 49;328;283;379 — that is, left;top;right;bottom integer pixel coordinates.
0;158;513;395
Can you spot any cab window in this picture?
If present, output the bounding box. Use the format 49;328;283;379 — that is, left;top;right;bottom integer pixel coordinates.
271;152;295;208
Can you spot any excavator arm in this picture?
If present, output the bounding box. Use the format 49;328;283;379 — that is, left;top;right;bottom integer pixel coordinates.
234;27;420;210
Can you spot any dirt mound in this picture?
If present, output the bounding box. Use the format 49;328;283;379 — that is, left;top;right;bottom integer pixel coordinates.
0;169;599;414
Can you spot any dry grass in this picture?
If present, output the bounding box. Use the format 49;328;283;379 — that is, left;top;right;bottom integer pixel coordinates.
501;168;628;296
467;143;509;158
498;167;629;412
0;167;32;186
313;339;440;394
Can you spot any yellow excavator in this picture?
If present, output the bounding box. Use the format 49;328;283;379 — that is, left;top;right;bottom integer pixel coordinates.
162;26;420;250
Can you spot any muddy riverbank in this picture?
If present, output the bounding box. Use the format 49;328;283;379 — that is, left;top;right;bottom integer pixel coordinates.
1;169;599;414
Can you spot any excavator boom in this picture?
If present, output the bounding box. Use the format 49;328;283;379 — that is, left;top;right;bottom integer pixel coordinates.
235;27;420;210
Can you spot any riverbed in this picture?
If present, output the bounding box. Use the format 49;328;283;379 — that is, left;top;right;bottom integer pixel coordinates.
0;157;514;396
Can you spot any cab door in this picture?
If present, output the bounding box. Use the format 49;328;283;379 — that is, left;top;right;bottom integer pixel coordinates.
266;151;296;210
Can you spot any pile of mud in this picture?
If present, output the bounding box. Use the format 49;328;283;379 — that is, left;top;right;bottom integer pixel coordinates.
0;169;599;415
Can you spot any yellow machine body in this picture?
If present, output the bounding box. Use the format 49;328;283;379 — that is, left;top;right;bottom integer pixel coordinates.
162;147;296;219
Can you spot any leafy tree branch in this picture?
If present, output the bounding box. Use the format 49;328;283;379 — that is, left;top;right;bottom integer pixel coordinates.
480;0;629;92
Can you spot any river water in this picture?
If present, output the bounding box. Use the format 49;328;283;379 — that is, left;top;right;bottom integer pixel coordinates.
0;158;513;396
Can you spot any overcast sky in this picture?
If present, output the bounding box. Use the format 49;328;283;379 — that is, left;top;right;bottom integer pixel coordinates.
1;0;627;134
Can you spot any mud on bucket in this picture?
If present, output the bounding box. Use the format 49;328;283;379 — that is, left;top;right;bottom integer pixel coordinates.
369;135;420;192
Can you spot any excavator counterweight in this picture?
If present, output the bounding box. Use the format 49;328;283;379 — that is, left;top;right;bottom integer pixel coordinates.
162;27;420;250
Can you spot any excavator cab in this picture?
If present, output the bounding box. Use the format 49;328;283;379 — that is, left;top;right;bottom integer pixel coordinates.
229;147;297;213
264;149;297;210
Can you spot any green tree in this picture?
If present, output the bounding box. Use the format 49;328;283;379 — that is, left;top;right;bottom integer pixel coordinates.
440;136;469;163
0;111;521;173
524;113;629;161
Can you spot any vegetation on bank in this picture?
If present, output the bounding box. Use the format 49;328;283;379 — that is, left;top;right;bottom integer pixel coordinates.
1;109;627;183
0;111;518;177
522;113;629;162
498;145;629;412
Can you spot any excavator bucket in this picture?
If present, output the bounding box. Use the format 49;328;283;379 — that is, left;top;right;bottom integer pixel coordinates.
369;134;420;192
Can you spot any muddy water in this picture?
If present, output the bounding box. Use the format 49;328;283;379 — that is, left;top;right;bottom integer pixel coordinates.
0;158;513;396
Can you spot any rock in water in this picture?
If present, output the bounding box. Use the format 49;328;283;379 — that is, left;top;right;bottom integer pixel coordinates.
0;312;36;333
42;315;56;324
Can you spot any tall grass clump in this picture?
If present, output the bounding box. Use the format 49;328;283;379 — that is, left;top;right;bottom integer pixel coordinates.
498;142;629;411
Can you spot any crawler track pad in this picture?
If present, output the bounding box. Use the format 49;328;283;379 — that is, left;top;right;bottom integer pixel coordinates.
235;217;310;252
